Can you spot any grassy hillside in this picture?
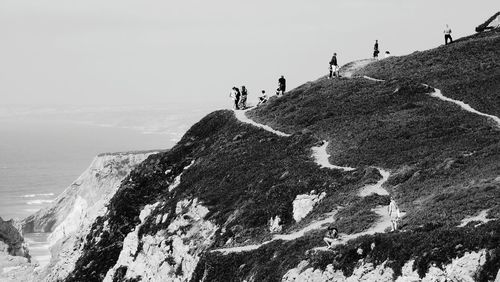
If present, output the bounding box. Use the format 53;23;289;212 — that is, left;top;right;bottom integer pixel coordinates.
66;30;500;281
358;28;500;117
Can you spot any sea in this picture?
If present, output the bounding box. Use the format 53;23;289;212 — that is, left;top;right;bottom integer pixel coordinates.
0;104;214;221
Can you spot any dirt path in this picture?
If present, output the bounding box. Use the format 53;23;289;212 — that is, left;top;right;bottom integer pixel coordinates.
212;212;338;254
234;109;291;137
428;87;500;128
358;168;390;197
311;142;355;171
340;59;374;78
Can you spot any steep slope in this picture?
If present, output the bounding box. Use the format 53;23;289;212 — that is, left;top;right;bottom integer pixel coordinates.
64;30;500;281
22;151;159;281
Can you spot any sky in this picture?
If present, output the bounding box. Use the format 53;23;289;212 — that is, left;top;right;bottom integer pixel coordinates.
1;0;499;110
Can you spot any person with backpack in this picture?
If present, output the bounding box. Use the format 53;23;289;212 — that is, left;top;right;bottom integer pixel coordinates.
444;24;453;45
278;76;286;95
329;53;339;79
373;40;380;59
229;87;240;110
239;86;248;109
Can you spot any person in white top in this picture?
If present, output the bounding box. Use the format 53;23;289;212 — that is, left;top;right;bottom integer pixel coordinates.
444;24;453;45
384;51;391;59
388;197;401;231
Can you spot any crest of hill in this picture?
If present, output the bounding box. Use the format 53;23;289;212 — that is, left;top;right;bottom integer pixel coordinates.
66;30;500;281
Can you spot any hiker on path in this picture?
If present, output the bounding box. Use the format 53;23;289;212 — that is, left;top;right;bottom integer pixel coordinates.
239;86;248;109
444;24;453;45
388;197;401;231
329;53;339;79
278;76;286;95
373;40;380;59
257;90;268;106
230;87;241;110
324;226;339;249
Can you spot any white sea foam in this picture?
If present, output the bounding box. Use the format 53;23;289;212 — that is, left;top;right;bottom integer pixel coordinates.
22;193;54;198
27;199;54;205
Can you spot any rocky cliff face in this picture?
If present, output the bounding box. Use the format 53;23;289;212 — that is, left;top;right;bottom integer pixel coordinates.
22;150;159;281
0;218;34;281
0;218;28;258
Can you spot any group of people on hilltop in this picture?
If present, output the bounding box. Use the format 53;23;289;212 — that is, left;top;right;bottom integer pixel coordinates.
234;23;458;109
229;75;286;110
229;86;248;110
328;23;455;79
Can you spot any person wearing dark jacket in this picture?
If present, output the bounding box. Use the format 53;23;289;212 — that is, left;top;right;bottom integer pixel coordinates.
373;40;379;59
278;76;286;95
444;24;453;45
329;53;339;78
239;86;248;109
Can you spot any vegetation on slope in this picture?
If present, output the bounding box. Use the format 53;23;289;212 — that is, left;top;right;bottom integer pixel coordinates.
66;111;385;281
67;29;500;281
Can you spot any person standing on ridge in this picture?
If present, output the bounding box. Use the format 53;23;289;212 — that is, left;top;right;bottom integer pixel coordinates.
329;53;339;79
388;197;401;232
373;40;380;59
444;24;453;45
239;86;248;109
230;87;240;110
278;75;286;96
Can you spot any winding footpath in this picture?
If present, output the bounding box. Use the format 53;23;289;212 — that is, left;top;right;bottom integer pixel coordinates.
212;212;338;254
214;59;500;255
210;109;395;254
359;72;500;128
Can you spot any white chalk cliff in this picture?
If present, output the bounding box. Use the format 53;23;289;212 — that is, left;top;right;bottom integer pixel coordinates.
22;150;158;281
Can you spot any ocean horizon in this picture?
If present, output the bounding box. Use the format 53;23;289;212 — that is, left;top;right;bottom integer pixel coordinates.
0;104;213;221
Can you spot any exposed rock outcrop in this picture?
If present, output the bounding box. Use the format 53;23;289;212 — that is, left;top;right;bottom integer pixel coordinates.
292;191;326;222
0;218;34;281
23;151;158;281
282;250;487;282
0;218;28;258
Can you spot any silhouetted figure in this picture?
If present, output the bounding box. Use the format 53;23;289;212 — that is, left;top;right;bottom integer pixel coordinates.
444;24;453;45
239;86;248;109
278;76;286;95
329;53;339;78
373;40;379;59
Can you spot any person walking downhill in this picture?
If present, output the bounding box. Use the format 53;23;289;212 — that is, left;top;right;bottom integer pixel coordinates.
373;40;380;60
388;197;401;232
444;24;453;45
239;86;248;109
278;75;286;96
329;53;339;79
230;87;240;110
